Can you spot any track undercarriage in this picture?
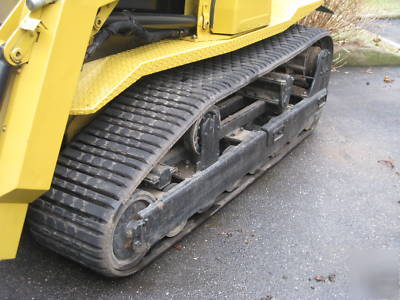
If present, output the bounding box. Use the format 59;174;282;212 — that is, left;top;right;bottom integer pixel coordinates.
28;26;333;277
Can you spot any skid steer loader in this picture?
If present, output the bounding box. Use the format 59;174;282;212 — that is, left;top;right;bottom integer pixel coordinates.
0;0;333;277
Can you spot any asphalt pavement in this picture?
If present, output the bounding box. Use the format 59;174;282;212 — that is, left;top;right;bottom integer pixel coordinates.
1;40;400;300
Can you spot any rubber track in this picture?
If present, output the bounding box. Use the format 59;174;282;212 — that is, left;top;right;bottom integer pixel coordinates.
28;26;329;273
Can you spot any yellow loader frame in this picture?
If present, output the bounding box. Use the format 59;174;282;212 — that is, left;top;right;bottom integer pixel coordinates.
0;0;322;259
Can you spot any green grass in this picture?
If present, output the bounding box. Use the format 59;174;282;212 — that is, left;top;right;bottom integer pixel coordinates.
362;0;400;15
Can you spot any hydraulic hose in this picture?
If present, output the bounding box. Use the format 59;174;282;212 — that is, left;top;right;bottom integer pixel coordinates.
108;13;197;30
86;12;190;60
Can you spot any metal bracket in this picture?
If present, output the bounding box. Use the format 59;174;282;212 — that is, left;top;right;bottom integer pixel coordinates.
196;108;221;171
91;1;118;36
3;1;117;66
3;15;44;65
201;2;210;30
309;49;333;96
20;17;41;32
241;72;294;114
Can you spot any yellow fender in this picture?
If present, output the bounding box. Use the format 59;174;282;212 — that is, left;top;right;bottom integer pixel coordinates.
72;0;323;115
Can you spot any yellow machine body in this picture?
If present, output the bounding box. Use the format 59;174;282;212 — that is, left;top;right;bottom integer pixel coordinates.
212;0;272;35
0;0;322;259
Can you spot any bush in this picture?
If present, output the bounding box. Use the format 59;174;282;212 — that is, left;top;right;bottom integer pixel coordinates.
299;0;377;65
299;0;372;43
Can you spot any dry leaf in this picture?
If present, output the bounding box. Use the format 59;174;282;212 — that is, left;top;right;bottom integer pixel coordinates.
218;232;233;237
173;244;183;250
124;241;133;248
378;160;395;169
314;275;327;282
384;76;394;83
373;37;381;44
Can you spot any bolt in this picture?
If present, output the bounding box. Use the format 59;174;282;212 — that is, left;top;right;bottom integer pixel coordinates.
125;229;133;239
94;17;103;29
10;48;23;64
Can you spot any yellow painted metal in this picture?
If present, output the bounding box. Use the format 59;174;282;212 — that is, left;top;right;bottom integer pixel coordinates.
91;2;119;37
71;0;323;115
212;0;272;35
65;114;97;143
184;0;197;16
0;203;28;259
3;10;42;66
0;0;118;206
194;0;221;42
0;0;118;260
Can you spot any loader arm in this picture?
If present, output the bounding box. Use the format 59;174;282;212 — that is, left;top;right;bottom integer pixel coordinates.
0;0;119;259
0;0;323;264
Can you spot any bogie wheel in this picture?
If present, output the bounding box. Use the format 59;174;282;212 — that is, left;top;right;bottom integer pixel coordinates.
104;190;154;277
29;189;156;277
87;190;155;277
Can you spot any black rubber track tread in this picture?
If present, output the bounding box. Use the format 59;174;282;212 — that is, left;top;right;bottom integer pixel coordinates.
28;26;329;276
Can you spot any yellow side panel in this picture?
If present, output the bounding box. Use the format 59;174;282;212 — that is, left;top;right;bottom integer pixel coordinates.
71;0;323;115
212;0;272;35
0;203;27;259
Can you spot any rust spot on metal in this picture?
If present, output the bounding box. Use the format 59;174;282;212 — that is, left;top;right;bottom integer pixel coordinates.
124;241;133;249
